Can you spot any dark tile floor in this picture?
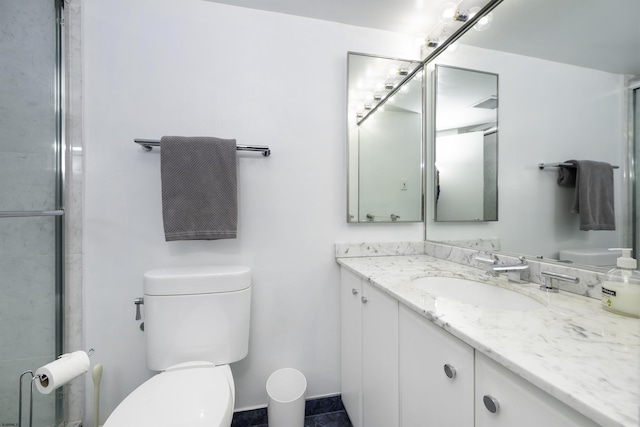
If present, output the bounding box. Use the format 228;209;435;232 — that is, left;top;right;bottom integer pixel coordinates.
232;395;352;427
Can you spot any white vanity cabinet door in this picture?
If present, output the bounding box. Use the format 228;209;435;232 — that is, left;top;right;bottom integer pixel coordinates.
475;352;599;427
341;268;363;427
399;305;474;427
361;281;399;427
340;268;399;427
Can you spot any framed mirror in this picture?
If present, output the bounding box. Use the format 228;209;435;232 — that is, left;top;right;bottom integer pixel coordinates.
425;0;639;268
434;65;498;222
347;52;424;223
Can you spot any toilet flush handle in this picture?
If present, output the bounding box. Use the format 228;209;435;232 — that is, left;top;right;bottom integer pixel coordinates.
134;297;144;320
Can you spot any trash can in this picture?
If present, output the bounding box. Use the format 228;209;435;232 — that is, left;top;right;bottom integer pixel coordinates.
266;368;307;427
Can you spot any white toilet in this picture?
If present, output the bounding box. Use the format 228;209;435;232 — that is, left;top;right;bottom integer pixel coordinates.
104;265;251;427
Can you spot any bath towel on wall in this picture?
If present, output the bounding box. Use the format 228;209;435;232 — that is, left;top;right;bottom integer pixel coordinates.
560;160;615;231
160;136;237;241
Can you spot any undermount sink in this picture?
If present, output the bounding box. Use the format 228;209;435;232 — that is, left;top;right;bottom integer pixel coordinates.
412;276;544;311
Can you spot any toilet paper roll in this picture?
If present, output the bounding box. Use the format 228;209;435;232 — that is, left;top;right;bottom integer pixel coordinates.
35;351;90;394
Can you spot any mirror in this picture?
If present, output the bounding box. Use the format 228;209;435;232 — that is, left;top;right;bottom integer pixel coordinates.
425;0;640;268
434;65;498;221
347;52;424;223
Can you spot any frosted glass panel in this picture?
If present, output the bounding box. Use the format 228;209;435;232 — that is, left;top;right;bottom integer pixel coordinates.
0;0;61;426
0;0;57;212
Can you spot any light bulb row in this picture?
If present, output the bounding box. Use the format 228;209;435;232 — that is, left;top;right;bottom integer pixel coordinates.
422;2;493;56
350;66;415;121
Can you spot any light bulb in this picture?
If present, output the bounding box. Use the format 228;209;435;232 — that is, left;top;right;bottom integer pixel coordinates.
438;2;458;23
469;7;493;31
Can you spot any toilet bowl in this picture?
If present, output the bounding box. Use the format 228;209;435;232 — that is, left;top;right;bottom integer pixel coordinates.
103;265;251;427
103;363;234;427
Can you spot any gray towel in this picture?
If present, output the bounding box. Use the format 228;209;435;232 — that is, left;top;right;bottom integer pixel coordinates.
556;164;576;187
160;136;237;241
564;160;615;231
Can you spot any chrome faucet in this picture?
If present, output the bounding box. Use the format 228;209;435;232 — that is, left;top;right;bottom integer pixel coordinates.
489;256;530;283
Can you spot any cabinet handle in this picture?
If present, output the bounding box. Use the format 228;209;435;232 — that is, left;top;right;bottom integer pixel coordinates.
483;395;500;414
361;296;368;304
443;364;456;379
352;288;358;296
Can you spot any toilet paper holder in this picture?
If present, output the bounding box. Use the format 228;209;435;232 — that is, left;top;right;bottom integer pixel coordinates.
17;349;94;427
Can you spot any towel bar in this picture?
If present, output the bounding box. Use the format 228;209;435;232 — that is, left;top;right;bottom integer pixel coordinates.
538;162;619;170
134;139;271;157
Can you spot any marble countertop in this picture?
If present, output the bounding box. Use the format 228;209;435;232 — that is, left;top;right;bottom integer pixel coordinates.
337;254;640;427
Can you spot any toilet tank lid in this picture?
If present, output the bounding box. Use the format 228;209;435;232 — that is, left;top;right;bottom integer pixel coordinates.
144;265;251;295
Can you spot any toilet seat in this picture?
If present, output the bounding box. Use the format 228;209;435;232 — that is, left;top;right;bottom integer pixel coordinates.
104;363;233;427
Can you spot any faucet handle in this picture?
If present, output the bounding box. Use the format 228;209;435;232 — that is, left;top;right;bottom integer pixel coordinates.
475;255;498;265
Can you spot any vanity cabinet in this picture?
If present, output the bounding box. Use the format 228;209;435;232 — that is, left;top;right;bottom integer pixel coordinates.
340;269;399;427
475;352;599;427
341;268;599;427
399;305;474;426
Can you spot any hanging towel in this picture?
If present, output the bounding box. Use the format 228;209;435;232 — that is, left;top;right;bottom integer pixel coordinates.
556;164;576;187
160;136;237;241
563;160;615;231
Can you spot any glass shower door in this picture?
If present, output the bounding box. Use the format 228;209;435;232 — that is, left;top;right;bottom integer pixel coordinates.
0;0;64;426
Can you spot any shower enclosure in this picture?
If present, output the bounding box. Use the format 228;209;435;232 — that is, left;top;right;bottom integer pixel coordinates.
0;0;64;426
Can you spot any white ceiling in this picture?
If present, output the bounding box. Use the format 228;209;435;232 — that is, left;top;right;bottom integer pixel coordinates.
206;0;640;76
204;0;488;38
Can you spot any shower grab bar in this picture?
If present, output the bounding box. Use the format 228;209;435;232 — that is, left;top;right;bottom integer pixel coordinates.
134;138;271;157
538;162;619;169
0;210;64;218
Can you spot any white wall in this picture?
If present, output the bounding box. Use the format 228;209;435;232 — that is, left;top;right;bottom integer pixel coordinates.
435;132;485;221
426;44;624;259
82;0;422;424
359;111;422;221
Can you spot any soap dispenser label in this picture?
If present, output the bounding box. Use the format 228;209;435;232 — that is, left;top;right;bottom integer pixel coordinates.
602;286;616;308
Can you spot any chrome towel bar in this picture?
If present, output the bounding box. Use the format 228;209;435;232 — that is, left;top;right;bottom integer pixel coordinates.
538;162;619;169
134;138;271;157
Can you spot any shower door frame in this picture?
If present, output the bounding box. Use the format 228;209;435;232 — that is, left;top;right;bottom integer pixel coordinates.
632;82;640;260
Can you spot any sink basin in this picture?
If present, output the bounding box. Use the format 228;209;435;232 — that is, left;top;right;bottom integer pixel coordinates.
412;276;543;311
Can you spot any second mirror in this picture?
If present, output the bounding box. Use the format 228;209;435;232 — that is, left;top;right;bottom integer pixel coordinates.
434;65;499;222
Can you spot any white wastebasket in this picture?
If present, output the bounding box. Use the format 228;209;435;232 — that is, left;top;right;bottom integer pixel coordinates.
266;368;307;427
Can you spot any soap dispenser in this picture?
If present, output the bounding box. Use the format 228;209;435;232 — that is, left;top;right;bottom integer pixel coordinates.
601;248;640;318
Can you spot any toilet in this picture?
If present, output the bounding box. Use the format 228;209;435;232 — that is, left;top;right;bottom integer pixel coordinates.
104;265;251;427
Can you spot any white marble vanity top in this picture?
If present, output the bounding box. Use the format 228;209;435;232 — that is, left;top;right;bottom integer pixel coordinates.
337;254;640;427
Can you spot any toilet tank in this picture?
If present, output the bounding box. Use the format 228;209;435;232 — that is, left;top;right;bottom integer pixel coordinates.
143;265;251;371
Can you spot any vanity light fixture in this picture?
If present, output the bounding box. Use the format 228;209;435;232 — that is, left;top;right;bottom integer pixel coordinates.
398;68;410;76
384;82;395;90
439;2;473;23
426;38;442;48
437;3;494;32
